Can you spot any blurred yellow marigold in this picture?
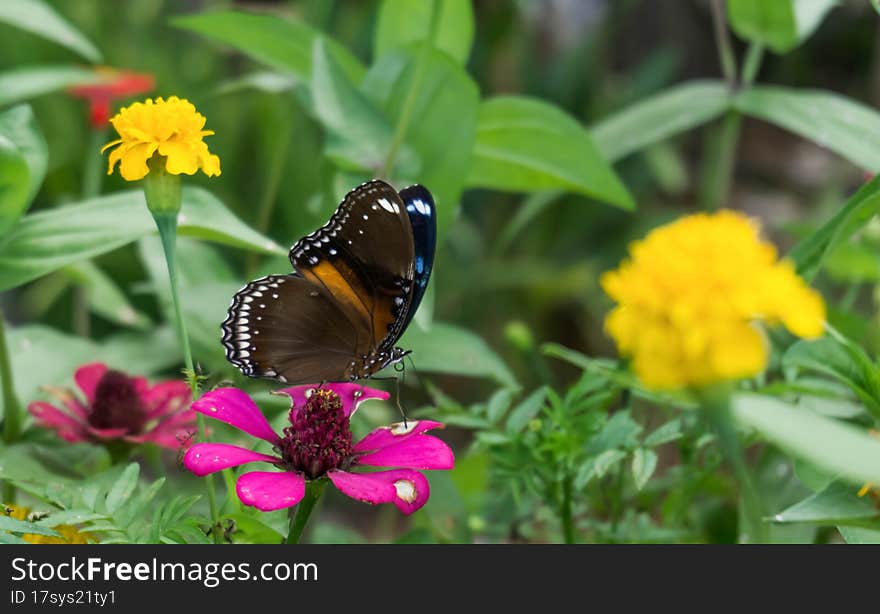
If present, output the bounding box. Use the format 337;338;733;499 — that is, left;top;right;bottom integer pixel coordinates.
102;96;220;181
4;504;95;544
601;210;825;390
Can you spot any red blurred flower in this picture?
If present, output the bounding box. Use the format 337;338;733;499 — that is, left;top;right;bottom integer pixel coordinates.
68;67;154;129
28;362;195;449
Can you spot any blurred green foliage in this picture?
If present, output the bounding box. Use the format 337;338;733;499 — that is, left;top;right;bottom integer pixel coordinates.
3;0;880;544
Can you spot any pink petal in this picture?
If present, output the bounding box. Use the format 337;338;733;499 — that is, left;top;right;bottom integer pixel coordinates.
236;471;306;511
28;401;88;442
354;420;445;453
277;383;390;419
183;443;278;476
357;435;454;470
74;362;107;404
42;385;89;419
192;388;280;445
85;425;131;440
328;469;431;514
132;376;149;397
143;380;191;419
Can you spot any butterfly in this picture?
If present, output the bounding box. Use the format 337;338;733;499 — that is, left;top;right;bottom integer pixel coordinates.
221;179;436;385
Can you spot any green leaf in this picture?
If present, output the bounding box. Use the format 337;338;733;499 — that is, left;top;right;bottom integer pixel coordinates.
732;393;880;486
787;175;880;280
575;449;627;489
62;261;150;329
771;481;876;525
873;0;880;16
374;0;474;65
727;0;837;53
0;66;102;107
782;330;880;418
172;11;363;84
0;0;101;62
824;241;880;283
0;105;47;236
486;388;516;423
0;187;283;291
507;387;549;433
35;510;105;527
7;324;179;406
631;448;658;491
310;39;403;173
587;410;643;454
0;515;60;538
644;418;683;447
214;71;297;96
105;463;140;514
399;321;517;387
0;105;47;208
0;135;29;238
362;46;479;238
591;80;730;162
467;96;633;210
839;526;880;543
734;86;880;172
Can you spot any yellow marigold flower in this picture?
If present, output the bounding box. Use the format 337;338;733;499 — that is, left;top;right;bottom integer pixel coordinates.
4;504;96;544
601;210;825;390
102;96;220;181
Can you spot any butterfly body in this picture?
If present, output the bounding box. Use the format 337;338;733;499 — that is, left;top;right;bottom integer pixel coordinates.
222;180;435;385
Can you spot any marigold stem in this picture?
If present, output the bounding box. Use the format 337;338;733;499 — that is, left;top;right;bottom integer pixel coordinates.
286;480;326;544
702;389;769;543
149;185;222;544
0;312;21;503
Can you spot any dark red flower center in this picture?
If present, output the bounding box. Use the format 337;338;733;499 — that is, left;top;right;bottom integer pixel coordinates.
87;370;149;434
278;389;353;480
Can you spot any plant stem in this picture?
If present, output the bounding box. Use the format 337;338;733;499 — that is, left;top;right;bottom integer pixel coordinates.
246;109;293;277
152;210;221;544
0;313;21;503
702;110;741;211
710;0;737;86
82;128;107;200
702;390;768;543
380;0;442;179
286;480;326;544
559;474;575;544
741;42;764;87
72;128;107;338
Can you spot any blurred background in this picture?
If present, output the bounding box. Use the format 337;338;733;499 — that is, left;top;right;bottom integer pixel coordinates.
3;0;880;543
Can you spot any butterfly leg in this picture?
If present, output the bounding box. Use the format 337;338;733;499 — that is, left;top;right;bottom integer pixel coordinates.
369;375;408;427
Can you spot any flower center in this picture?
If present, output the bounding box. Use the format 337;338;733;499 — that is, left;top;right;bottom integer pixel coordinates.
88;370;149;434
278;389;353;480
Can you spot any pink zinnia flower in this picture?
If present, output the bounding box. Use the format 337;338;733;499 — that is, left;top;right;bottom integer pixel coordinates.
28;362;195;449
183;384;454;514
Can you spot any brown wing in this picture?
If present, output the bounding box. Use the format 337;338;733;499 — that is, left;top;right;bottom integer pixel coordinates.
289;180;415;354
221;274;371;384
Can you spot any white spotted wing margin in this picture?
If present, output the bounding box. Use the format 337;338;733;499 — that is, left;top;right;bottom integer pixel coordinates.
220;273;369;384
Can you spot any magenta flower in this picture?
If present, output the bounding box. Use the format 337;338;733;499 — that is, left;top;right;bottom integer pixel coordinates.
183;384;454;514
28;362;195;449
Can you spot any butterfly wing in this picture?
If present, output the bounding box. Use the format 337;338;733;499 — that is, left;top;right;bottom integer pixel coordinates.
397;184;436;336
289;180;415;354
221;274;368;384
